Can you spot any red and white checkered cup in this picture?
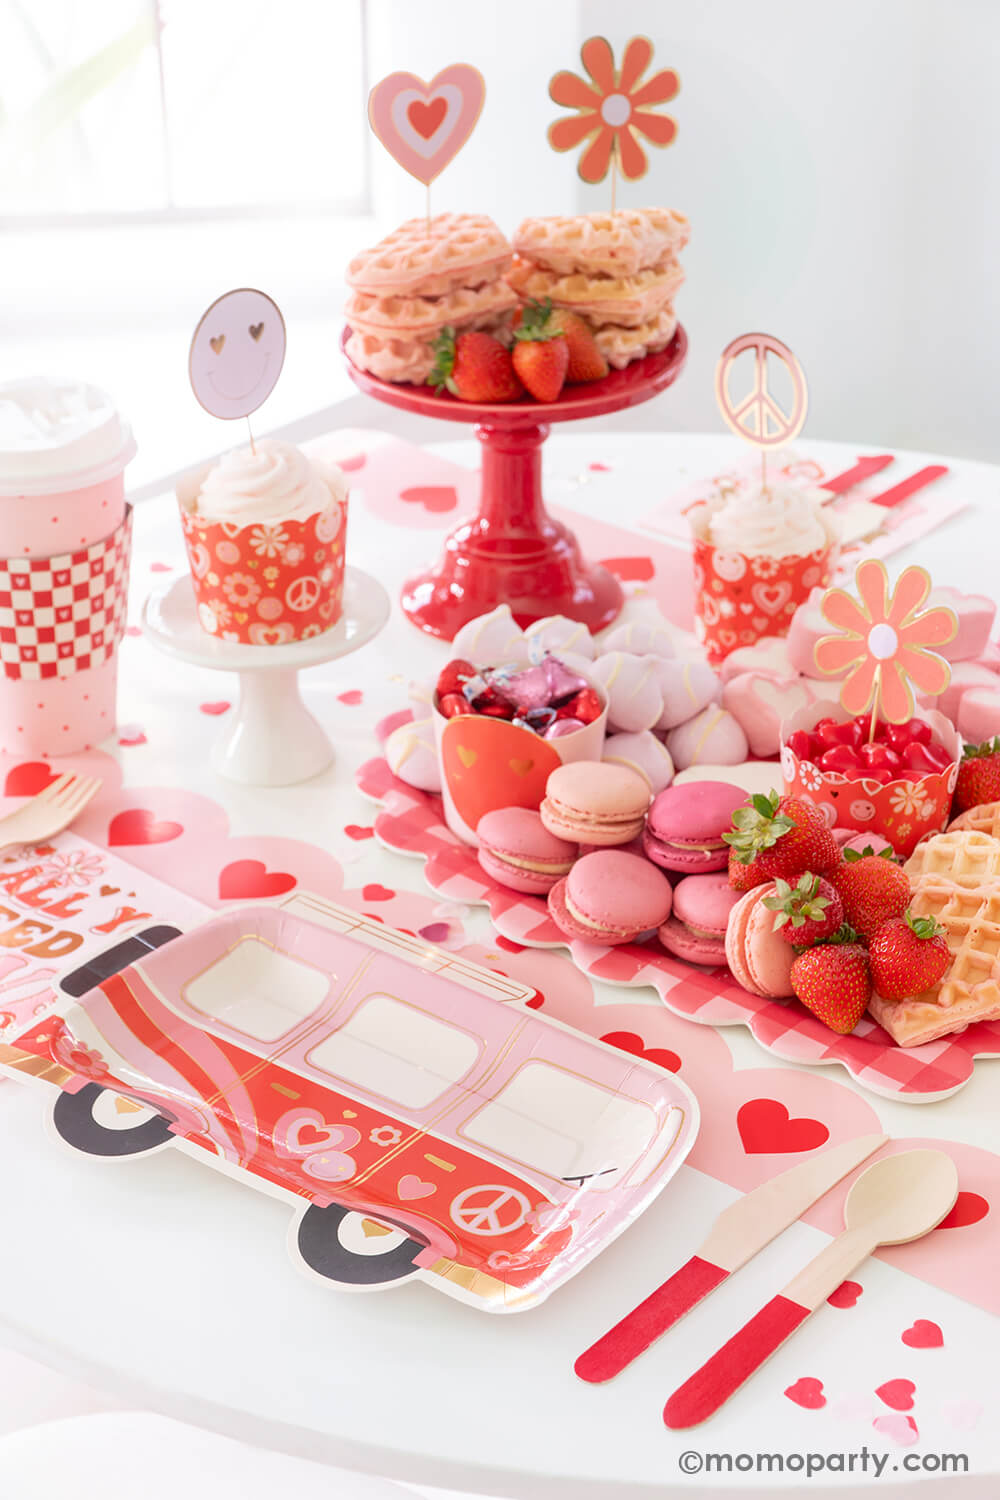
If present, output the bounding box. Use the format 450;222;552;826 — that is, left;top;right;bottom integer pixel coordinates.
0;379;136;755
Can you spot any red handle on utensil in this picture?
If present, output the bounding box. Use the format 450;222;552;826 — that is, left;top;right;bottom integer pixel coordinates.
663;1294;811;1428
575;1255;729;1384
822;455;894;494
869;465;949;508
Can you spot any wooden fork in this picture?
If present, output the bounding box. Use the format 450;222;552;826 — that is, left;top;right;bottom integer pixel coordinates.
0;773;102;853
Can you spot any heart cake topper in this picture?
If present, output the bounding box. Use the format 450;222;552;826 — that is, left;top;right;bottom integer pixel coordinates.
188;288;286;422
368;65;486;188
548;36;680;208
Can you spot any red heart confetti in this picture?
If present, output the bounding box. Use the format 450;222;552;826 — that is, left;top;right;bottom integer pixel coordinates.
117;726;147;747
827;1280;863;1309
108;810;183;846
218;860;296;900
200;701;231;716
337;453;367;472
936;1191;989;1230
588;461;612;472
901;1319;943;1349
600;1030;681;1073
737;1098;830;1155
600;555;655;583
337;690;363;706
784;1378;825;1410
494;935;526;953
149;562;173;573
4;762;58;797
399;484;459;514
876;1379;916;1411
344;825;375;841
362;883;395;902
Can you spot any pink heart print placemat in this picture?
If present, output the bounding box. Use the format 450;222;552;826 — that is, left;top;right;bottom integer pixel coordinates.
0;747;997;1320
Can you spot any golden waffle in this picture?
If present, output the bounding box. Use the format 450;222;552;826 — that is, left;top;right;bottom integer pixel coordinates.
345;280;517;338
903;829;1000;888
593;306;679;370
346;214;512;297
505;257;684;328
949;801;1000;839
869;875;1000;1045
512;208;690;277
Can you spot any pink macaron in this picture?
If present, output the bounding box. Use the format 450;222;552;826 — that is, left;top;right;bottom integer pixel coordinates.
548;849;672;945
476;807;577;894
643;780;749;874
658;873;741;966
541;761;650;846
724;883;796;999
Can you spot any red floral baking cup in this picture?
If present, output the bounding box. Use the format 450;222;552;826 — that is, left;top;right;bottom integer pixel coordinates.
179;498;347;645
691;535;836;666
779;702;961;859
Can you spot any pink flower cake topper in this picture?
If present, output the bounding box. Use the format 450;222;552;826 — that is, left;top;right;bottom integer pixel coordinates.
548;35;679;197
814;559;957;724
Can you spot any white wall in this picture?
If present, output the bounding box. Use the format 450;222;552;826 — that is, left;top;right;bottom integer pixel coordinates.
369;0;1000;461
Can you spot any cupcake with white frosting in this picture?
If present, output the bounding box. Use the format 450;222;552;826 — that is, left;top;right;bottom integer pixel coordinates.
688;475;838;666
177;437;348;645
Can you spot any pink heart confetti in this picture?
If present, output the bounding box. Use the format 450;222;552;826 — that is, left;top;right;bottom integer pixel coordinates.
200;701;231;716
337;690;363;706
872;1413;919;1446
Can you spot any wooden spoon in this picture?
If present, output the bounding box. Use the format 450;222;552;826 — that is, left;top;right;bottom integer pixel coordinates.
663;1149;959;1429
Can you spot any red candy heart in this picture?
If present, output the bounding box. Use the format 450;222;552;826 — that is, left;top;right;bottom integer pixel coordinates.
436;659;476;700
560;686;603;725
819;744;861;774
787;729;813;761
438;692;473;718
859;742;901;773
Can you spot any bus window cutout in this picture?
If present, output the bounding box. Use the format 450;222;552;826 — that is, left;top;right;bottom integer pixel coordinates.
182;936;331;1042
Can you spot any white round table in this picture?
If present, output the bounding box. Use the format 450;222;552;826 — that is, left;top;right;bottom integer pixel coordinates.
1;431;997;1498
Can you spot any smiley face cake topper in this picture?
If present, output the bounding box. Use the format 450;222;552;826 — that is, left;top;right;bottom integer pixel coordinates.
188;288;286;420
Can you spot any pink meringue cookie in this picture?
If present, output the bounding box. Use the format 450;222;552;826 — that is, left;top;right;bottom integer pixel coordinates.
524;614;596;660
384;716;442;792
928;660;1000;724
590;652;665;733
957;686;1000;745
654;659;720;730
451;604;529;667
786;588;847;678
601;620;676;658
927;586;996;662
722;673;816;758
717;634;796;685
666;705;749;769
602;730;675;794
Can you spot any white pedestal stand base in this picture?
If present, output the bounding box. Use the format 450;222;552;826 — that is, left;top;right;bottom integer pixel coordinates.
142;567;390;786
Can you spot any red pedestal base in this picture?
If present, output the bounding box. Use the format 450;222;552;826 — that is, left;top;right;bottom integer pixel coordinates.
343;326;688;641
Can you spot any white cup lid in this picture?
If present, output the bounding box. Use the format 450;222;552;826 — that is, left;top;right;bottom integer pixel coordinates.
0;377;135;493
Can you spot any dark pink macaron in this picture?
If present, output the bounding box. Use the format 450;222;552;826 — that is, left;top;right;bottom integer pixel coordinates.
548;849;672;945
658;872;741;966
477;807;577;894
643;781;749;874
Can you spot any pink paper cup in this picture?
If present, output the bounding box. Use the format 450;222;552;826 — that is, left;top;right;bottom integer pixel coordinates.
780;701;960;859
177;467;348;646
689;508;839;666
432;688;608;846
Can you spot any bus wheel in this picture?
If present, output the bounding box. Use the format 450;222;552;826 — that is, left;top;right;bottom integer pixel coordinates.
52;1084;173;1158
295;1203;425;1286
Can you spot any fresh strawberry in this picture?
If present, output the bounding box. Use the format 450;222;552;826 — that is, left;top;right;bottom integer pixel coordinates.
827;846;909;945
430;327;523;403
954;737;1000;813
762;872;844;947
728;847;762;892
869;909;951;1000
724;790;841;889
511;299;569;401
790;935;871;1034
549;309;608;382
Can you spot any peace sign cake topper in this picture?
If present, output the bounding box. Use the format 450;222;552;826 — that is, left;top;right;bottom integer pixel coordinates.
548;35;680;210
714;332;808;491
368;64;486;224
189;288;286;449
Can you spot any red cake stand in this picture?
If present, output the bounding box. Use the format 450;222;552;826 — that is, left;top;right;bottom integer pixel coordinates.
342;325;688;640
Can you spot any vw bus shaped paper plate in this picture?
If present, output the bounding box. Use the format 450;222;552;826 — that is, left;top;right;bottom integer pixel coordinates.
3;892;698;1312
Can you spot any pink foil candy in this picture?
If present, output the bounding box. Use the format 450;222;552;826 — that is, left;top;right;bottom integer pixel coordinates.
493;664;554;712
545;717;585;739
543;657;589;702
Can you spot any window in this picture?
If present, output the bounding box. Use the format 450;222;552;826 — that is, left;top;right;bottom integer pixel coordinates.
461;1064;655;1187
1;0;368;219
182;937;331;1042
306;994;481;1109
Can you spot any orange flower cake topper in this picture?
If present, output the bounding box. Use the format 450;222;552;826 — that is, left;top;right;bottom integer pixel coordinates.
814;559;957;725
548;36;680;205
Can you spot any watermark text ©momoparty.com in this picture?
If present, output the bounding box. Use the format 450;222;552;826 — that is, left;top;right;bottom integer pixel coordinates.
677;1448;969;1480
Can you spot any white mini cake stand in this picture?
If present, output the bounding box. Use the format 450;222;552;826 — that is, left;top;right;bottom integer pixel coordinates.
143;567;390;786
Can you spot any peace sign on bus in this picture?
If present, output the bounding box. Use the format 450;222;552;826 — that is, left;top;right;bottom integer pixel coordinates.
451;1184;532;1237
714;332;808;451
